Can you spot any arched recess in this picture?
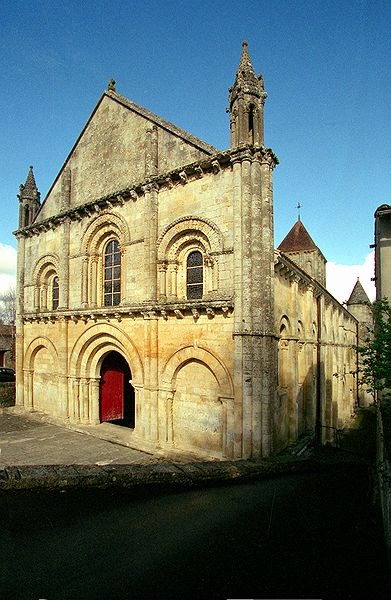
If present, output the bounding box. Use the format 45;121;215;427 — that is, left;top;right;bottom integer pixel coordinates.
161;345;233;396
68;324;143;425
32;254;60;311
161;346;233;458
79;212;131;308
156;216;223;300
279;315;291;337
24;337;59;414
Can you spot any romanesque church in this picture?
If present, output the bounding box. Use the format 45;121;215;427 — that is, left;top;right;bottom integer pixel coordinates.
14;42;367;459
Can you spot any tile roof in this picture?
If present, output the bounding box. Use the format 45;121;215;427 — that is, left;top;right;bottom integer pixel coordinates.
347;278;371;305
277;219;318;252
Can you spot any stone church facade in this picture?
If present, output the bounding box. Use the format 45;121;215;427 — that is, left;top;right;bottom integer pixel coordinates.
14;43;360;459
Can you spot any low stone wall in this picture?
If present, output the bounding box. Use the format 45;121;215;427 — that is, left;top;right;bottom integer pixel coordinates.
0;382;15;407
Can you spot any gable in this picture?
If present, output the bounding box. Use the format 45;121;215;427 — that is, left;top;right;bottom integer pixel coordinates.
36;91;217;222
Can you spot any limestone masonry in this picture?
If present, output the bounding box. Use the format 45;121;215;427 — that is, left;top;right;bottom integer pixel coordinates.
14;42;369;459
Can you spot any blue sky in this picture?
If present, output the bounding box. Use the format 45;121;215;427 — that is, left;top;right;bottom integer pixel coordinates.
1;0;390;301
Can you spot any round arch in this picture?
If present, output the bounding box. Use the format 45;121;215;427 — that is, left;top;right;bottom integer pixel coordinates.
80;212;131;255
24;337;60;414
161;345;233;397
32;254;60;284
157;216;223;262
69;323;143;383
24;336;59;372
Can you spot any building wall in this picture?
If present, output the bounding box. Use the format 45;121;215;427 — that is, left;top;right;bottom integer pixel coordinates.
274;254;358;451
16;155;250;459
375;205;391;300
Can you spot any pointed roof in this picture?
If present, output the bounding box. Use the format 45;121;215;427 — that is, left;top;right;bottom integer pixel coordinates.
278;218;318;253
229;41;267;103
19;165;39;199
347;278;370;305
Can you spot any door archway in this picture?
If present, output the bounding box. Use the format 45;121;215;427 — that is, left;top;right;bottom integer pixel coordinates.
99;351;135;427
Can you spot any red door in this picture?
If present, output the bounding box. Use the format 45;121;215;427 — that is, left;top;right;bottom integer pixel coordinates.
100;354;125;422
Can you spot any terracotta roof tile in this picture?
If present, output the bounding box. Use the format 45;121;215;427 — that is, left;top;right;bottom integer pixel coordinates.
278;219;318;252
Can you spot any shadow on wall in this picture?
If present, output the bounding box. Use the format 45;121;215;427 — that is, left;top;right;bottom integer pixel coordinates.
273;362;352;453
0;382;16;407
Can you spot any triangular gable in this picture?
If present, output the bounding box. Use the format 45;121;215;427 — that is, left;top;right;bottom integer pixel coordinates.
36;89;218;222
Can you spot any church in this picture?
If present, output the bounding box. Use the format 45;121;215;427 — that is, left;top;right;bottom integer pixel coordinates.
14;42;365;459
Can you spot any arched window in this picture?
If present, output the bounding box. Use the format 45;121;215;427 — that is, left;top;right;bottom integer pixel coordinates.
186;250;203;299
104;240;121;306
52;276;59;310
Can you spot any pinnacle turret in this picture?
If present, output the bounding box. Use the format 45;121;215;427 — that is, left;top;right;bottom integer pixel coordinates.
228;41;267;147
18;165;41;228
20;166;39;199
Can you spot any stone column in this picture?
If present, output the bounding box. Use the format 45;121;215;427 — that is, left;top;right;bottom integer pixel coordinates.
71;377;80;422
132;384;143;436
24;369;34;410
90;378;100;425
40;284;48;311
168;263;178;299
143;183;159;302
158;262;167;298
58;217;70;309
81;256;89;308
90;256;98;307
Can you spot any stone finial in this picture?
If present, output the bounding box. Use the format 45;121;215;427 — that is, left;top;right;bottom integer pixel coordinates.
108;79;116;92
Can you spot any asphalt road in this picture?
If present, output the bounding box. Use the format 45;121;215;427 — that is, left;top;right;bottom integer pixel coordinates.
1;463;389;600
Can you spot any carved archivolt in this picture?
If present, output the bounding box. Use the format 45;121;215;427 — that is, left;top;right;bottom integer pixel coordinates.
32;254;60;285
31;254;60;311
79;213;130;308
69;323;143;382
156;216;223;299
157;216;223;261
80;212;130;254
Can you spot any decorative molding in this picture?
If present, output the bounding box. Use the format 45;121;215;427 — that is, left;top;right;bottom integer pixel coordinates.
22;299;234;325
13;148;261;240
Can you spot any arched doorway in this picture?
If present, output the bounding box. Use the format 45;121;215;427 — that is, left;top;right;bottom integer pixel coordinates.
99;352;135;427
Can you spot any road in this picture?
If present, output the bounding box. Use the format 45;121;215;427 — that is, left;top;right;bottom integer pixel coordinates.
1;462;389;600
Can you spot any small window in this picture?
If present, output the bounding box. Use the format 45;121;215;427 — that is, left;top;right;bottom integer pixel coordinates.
186;251;203;300
52;276;59;310
104;240;121;306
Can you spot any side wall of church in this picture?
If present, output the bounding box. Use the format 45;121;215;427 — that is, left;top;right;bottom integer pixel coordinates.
274;259;358;451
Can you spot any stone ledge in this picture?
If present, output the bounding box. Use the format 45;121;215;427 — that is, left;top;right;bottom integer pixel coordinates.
0;454;363;491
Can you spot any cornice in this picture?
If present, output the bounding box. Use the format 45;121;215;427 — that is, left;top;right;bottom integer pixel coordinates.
274;251;358;322
21;298;234;325
14;145;278;240
13;151;235;240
